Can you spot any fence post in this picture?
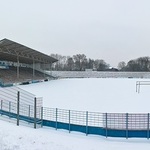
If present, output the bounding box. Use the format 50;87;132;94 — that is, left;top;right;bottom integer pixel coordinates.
147;113;149;139
56;108;58;130
17;91;20;126
126;113;128;139
1;100;3;115
28;105;31;124
41;107;43;127
69;110;70;133
106;113;107;138
86;111;88;136
9;101;11;118
138;82;140;93
28;105;30;118
34;97;37;129
136;81;139;93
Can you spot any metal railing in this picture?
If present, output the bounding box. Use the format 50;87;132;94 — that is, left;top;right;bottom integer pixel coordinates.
0;87;43;128
43;107;150;131
0;98;150;138
0;99;43;128
1;86;150;138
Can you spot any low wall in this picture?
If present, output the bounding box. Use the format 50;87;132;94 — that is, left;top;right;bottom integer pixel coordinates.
51;71;150;78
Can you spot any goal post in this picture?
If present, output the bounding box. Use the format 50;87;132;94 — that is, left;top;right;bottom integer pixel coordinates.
136;81;150;93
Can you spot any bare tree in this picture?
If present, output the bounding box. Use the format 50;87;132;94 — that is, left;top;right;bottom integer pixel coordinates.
67;57;74;71
50;54;68;71
125;56;150;71
118;61;126;71
73;54;87;71
94;59;109;71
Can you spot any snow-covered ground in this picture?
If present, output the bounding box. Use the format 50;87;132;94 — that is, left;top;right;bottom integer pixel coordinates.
19;78;150;113
1;119;150;150
1;78;150;150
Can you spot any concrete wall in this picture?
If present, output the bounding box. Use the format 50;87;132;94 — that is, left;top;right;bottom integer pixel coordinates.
50;71;150;78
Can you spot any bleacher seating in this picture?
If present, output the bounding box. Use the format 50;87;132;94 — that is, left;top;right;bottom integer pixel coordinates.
0;66;52;84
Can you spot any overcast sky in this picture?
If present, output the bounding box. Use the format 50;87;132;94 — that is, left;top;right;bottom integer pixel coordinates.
1;0;150;67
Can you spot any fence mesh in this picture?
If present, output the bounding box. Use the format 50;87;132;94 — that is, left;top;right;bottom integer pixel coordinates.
42;108;150;130
0;87;150;132
0;87;43;128
88;112;103;127
0;86;35;105
128;114;148;130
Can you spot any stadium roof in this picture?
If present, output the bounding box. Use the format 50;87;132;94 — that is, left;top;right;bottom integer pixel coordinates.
0;38;57;64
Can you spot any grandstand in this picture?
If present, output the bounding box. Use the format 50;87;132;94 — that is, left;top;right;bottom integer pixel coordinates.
0;38;57;86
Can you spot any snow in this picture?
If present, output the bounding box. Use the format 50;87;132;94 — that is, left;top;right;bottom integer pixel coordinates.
0;119;150;150
1;78;150;150
18;78;150;113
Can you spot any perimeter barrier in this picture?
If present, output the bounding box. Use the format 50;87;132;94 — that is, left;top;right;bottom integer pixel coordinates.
0;100;150;138
42;108;150;139
0;87;43;128
0;87;150;139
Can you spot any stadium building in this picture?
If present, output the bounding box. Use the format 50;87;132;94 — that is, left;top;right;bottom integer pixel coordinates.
0;38;57;86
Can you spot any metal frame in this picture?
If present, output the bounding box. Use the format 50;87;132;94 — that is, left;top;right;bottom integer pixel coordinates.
136;81;150;93
0;38;57;64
